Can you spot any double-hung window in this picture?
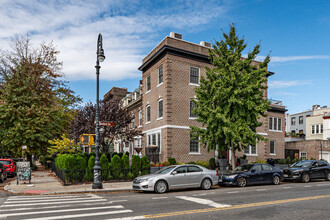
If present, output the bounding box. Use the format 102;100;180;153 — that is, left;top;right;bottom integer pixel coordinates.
146;105;150;123
138;110;142;127
146;75;151;92
311;124;323;134
270;140;275;155
190;134;200;154
190;99;197;118
158;66;163;85
269;117;282;131
158;99;163;119
190;67;199;85
244;145;257;155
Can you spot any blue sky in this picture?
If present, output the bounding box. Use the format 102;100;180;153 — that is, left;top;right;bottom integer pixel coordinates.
0;0;329;114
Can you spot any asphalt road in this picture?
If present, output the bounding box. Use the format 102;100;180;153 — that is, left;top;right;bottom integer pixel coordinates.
0;180;329;219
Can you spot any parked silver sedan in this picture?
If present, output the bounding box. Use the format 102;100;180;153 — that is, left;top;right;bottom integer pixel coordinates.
132;164;219;193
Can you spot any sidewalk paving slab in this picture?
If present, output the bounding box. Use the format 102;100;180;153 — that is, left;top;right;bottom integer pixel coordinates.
4;162;134;195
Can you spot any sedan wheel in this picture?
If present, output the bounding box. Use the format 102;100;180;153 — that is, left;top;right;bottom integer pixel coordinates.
201;178;212;190
272;176;280;185
155;180;167;194
325;172;330;181
301;173;310;183
237;177;247;187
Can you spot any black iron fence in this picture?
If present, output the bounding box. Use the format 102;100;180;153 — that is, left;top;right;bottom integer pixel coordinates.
50;162;151;185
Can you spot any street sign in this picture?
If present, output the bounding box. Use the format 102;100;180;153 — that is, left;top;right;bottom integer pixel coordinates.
22;145;27;150
99;121;114;126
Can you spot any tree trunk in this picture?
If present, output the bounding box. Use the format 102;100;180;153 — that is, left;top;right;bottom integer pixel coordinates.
231;142;236;170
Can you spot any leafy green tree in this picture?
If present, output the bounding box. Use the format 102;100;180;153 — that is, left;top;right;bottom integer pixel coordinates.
48;134;81;156
191;25;270;169
121;154;130;177
100;154;109;180
0;35;81;159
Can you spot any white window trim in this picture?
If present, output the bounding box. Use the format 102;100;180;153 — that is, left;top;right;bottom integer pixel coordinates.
244;144;258;156
189;66;200;85
158;66;163;86
138;110;142;127
311;124;323;135
189;83;200;87
156;82;163;87
146;129;162;154
146;105;151;123
189;136;200;154
131;114;135;130
146;75;151;93
190;99;198;119
300;152;307;160
158;99;163;119
270;140;276;155
269;117;283;132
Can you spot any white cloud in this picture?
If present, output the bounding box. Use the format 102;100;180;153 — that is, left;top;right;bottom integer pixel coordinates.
0;0;229;81
269;80;312;89
255;55;330;63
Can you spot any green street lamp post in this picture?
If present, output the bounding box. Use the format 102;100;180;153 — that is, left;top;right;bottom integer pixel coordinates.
92;33;105;189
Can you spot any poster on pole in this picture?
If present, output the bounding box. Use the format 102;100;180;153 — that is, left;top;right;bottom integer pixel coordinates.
16;162;31;185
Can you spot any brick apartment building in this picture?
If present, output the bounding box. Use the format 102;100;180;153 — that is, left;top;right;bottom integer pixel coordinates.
115;32;286;163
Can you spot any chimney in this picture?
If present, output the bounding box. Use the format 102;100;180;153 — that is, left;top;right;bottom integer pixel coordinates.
322;105;327;109
170;32;182;39
200;41;211;48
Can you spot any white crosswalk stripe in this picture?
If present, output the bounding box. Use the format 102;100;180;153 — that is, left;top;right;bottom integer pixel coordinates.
0;194;134;220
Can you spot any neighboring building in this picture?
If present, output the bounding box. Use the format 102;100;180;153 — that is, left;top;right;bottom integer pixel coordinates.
285;105;330;162
285;105;329;140
134;32;286;163
285;109;313;139
119;83;143;156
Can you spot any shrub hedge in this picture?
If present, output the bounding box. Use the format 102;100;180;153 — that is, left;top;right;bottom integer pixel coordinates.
141;156;150;175
131;155;141;177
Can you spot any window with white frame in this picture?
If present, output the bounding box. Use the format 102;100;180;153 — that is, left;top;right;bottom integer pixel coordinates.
269;117;282;131
146;105;150;123
311;124;323;134
158;99;163;119
270;140;275;155
124;141;130;153
299;116;303;124
190;67;199;84
146;75;151;92
138;110;142;127
134;137;141;148
291;117;296;125
158;66;163;85
244;145;257;155
190;99;197;118
147;131;161;152
300;152;307;160
190;134;200;153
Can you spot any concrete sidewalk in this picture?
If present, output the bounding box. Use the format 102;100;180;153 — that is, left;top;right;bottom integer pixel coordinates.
4;162;133;195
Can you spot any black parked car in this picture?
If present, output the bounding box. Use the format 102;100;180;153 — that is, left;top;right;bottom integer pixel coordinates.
283;160;330;182
219;163;284;187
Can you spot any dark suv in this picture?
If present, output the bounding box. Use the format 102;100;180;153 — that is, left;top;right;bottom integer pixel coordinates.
283;160;330;182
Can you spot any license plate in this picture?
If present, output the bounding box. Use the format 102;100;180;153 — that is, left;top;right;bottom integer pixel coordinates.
219;179;223;182
284;174;288;177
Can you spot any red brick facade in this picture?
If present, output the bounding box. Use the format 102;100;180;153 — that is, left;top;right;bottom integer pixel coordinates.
118;34;286;163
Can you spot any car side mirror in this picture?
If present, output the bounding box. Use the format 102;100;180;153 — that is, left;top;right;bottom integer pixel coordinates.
172;171;177;175
251;169;256;173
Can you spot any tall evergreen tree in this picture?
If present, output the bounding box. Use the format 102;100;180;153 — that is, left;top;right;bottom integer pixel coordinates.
191;25;270;169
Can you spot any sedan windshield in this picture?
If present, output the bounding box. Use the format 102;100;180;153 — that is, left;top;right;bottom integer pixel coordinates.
290;161;312;168
0;160;11;165
234;164;254;172
155;166;176;174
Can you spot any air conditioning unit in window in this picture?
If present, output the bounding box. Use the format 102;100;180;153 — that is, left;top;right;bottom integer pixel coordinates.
170;32;182;39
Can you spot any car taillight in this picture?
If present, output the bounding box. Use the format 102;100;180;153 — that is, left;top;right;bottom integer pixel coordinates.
0;169;2;172
216;172;219;176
